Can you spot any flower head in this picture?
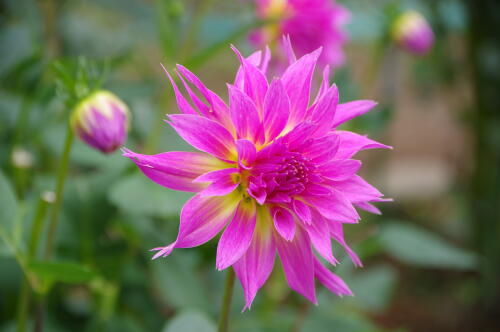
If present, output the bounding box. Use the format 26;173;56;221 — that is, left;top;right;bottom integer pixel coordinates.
392;10;434;56
71;90;130;154
251;0;350;67
125;41;390;308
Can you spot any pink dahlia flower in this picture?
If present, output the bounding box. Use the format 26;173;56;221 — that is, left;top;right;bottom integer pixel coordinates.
251;0;350;67
124;42;390;308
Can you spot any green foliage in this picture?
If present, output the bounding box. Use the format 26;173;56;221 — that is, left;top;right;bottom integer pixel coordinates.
379;221;478;270
109;173;190;218
162;310;216;332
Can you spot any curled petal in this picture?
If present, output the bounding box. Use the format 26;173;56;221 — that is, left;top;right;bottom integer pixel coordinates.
292;199;311;224
234;207;276;310
217;199;257;270
301;134;340;164
168;114;237;161
271;206;296;241
236;139;257;169
123;149;226;192
276;227;317;304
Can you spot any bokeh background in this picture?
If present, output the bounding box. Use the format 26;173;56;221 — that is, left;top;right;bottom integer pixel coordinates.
1;0;499;331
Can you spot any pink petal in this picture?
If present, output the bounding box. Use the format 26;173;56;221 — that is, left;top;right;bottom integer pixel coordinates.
271;206;296;241
123;149;225;192
304;210;337;265
152;193;241;258
281;35;297;65
292;199;311;224
330;175;383;203
355;201;381;215
301;134;340;164
321;159;362;181
263;79;290;142
231;45;268;113
304;191;360;223
176;65;231;127
194;168;240;197
161;64;198;115
314;257;352;296
228;84;262;143
281;122;318;150
234;50;262;89
333;100;377;128
236;139;257;169
329;222;362;267
233;209;276;310
281;48;321;126
314;65;331;103
216;199;257;270
335;130;392;159
309;84;339;137
176;194;241;248
276;227;317;304
168;114;237;161
260;45;271;74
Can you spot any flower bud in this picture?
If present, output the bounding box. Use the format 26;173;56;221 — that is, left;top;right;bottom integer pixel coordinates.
71;91;130;154
392;11;434;56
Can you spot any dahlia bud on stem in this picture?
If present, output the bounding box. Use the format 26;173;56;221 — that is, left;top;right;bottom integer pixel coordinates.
71;90;130;154
392;10;434;56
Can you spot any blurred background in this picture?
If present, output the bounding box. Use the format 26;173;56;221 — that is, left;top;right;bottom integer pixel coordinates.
1;0;499;331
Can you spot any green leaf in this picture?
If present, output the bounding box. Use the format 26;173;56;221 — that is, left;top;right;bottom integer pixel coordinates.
151;253;211;312
108;173;190;218
347;264;397;313
28;260;99;290
162;310;216;332
0;170;20;256
379;222;478;270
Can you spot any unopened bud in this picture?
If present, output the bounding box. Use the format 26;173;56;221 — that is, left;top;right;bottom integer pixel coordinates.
392;11;434;56
71;91;130;154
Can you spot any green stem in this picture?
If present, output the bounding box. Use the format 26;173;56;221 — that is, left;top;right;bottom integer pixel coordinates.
44;123;74;259
16;194;51;332
217;269;235;332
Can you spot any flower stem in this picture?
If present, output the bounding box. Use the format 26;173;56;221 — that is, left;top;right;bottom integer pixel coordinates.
217;269;235;332
44;123;74;259
16;193;52;332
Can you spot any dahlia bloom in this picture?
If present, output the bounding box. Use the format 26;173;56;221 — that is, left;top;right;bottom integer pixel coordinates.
124;42;390;308
251;0;350;67
392;10;434;56
71;90;130;154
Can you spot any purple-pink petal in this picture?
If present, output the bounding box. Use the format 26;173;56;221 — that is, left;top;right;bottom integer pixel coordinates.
228;84;263;143
123;150;225;192
314;257;352;296
281;48;321;126
333;100;377;128
216;199;257;270
276;227;317;304
168;114;237;161
271;206;296;241
263;79;290;142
